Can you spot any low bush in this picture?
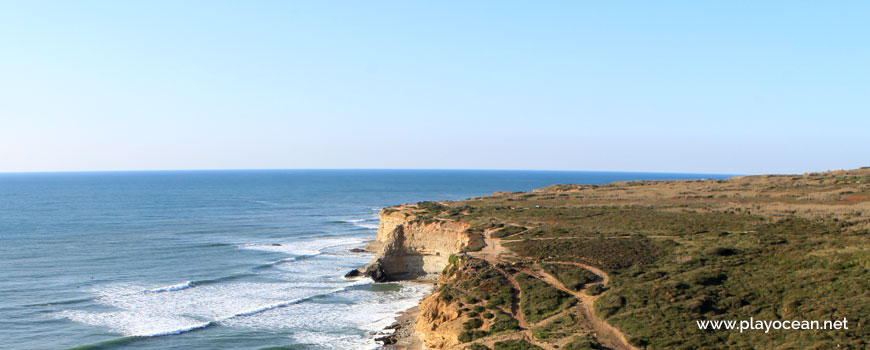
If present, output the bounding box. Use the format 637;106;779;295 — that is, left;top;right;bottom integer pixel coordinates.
493;340;544;350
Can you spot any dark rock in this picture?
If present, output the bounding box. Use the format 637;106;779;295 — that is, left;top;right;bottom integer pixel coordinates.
271;243;281;246
375;334;397;345
344;269;361;278
349;248;368;253
364;261;389;282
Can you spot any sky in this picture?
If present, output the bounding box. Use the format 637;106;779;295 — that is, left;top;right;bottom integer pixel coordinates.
1;1;868;174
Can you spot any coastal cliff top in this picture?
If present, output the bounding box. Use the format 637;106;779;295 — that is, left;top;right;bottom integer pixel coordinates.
400;168;869;350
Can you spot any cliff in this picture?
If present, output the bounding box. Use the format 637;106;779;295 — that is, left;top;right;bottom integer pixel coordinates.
364;204;472;349
367;205;471;281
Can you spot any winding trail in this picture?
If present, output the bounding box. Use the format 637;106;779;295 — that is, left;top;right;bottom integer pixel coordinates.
469;231;638;350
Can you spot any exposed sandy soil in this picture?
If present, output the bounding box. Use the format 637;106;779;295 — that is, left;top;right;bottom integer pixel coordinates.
467;231;638;350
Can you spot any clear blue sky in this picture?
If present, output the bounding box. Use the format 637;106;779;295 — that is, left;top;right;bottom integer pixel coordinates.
1;1;867;174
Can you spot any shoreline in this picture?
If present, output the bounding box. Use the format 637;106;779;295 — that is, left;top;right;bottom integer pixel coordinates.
355;239;428;350
381;305;424;350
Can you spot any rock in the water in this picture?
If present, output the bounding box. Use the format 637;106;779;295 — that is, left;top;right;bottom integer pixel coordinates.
349;248;368;253
344;269;361;278
364;261;389;282
375;334;397;345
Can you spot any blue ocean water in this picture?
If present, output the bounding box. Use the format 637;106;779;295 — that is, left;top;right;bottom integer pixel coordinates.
0;170;730;350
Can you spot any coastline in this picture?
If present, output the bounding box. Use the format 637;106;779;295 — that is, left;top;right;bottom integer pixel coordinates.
356;239;428;349
382;305;424;350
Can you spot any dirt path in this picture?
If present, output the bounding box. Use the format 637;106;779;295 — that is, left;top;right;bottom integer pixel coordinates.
526;266;637;350
470;233;638;350
498;267;537;343
500;234;679;243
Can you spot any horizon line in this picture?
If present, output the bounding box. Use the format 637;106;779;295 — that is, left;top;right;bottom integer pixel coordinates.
0;167;746;176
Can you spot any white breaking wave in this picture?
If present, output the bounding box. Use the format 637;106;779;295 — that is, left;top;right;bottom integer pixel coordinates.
59;279;373;337
57;232;415;346
147;281;194;293
239;236;369;256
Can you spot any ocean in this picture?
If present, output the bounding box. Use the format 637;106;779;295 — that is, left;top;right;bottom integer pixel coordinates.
0;170;730;350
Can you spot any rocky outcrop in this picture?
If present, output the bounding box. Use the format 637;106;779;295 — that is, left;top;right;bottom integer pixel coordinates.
367;206;470;281
364;205;472;349
415;288;464;349
364;261;389;282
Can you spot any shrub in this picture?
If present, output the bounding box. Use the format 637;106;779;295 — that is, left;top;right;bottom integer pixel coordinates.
490;311;520;333
563;335;602;350
516;273;576;322
458;330;489;343
492;225;527;238
542;263;598;291
467;344;491;350
493;340;544;350
463;317;484;330
585;284;605;296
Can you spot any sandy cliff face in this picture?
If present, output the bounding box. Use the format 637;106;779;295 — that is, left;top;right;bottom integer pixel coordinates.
370;206;470;281
415;290;464;349
367;205;470;349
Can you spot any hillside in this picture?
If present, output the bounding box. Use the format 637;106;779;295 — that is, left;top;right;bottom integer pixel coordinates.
373;168;870;349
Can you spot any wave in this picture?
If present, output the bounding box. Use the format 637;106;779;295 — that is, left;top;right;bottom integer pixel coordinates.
154;281;372;337
146;281;194;293
139;321;215;337
61;278;375;340
64;336;141;350
240;237;369;257
191;273;253;286
253;253;321;269
198;243;233;248
26;297;95;307
229;279;373;319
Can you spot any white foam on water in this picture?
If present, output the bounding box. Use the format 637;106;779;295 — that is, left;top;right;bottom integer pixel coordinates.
57;234;418;347
58;279;355;337
240;236;369;256
223;281;434;346
291;331;380;350
147;281;194;293
60;309;214;337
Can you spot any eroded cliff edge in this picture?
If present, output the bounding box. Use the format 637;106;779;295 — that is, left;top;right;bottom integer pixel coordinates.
365;204;471;282
360;204;473;349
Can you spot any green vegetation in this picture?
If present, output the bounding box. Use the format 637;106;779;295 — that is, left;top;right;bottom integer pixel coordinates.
490;310;520;333
463;317;483;330
493;340;544;350
599;216;870;349
533;312;583;340
439;259;514;310
584;284;605;296
466;344;491;350
516;273;576;322
491;225;526;238
465;232;486;252
416;201;448;217
458;330;489;343
541;263;597;291
419;169;870;349
505;236;663;272
562;335;602;350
